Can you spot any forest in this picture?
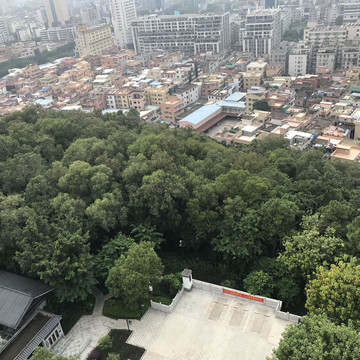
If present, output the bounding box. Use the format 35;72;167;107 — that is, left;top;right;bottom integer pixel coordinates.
2;105;360;358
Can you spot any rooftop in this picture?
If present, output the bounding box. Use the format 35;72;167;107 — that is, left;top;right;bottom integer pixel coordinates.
0;271;53;329
179;103;221;125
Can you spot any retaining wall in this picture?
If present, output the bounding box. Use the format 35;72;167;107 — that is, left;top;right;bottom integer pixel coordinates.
150;286;185;313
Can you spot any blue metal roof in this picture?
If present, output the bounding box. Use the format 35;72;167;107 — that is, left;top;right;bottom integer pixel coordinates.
150;81;162;86
351;92;360;97
224;92;246;102
179;103;221;125
34;99;53;106
218;100;246;109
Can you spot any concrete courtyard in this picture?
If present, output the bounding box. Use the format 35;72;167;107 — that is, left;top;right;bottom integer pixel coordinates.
127;287;293;360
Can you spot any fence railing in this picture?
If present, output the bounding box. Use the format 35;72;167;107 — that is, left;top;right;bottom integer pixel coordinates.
192;279;300;323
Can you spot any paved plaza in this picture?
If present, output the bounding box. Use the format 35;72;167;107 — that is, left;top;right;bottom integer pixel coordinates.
128;288;292;360
54;286;293;360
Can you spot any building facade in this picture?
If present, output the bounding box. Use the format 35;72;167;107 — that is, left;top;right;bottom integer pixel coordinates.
161;96;185;123
131;13;231;55
288;41;314;77
269;41;293;74
110;0;137;48
75;24;113;57
243;9;281;58
43;0;70;27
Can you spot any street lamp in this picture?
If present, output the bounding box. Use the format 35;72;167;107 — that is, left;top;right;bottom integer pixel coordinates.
179;240;184;260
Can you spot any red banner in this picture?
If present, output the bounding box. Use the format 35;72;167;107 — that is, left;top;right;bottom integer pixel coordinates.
223;288;264;303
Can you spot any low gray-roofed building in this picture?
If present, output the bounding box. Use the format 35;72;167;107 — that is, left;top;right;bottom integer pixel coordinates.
0;271;63;359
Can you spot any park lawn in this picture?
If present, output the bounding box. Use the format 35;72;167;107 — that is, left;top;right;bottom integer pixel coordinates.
103;298;149;319
88;330;145;360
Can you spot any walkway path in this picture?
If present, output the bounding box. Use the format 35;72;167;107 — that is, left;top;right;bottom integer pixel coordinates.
53;288;138;360
92;287;112;316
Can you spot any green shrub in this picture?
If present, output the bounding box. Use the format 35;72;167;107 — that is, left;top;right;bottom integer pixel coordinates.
162;273;182;298
106;354;120;360
152;296;172;305
98;335;112;351
103;298;148;319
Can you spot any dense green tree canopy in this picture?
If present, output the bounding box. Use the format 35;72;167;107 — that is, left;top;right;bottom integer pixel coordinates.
0;106;359;317
279;214;345;278
306;257;360;325
268;315;360;360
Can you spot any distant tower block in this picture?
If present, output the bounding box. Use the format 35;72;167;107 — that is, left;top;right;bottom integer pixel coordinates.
182;269;193;291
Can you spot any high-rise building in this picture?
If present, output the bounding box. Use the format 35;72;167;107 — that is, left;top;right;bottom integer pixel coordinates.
80;5;101;25
243;9;281;58
75;24;113;57
131;13;231;55
0;18;9;44
109;0;137;49
263;0;278;9
43;0;70;27
37;6;48;25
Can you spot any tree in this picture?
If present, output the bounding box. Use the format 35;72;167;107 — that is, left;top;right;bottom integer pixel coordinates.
279;214;344;278
94;233;134;283
85;189;127;232
106;241;164;308
213;200;263;264
130;223;164;249
16;217;96;302
260;198;299;255
0;152;46;194
346;216;360;256
267;315;360;360
319;200;352;239
30;347;79;360
130;170;189;231
253;99;270;112
243;270;275;297
306;257;360;325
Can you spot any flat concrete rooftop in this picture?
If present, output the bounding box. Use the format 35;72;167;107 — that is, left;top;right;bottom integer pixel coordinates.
128;287;293;360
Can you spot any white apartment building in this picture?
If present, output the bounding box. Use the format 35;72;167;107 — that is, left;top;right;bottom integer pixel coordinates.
175;84;201;107
40;27;76;42
341;0;360;23
131;13;231;55
316;48;337;71
303;22;360;70
17;27;32;42
288;41;313;77
0;18;9;44
43;0;70;26
75;24;113;57
304;25;348;46
109;0;137;48
243;9;281;58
